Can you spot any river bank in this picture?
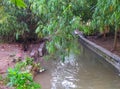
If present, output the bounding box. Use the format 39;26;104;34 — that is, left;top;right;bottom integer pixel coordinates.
87;35;120;57
0;35;120;89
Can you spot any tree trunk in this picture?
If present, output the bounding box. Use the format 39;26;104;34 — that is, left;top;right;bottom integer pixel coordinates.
113;29;118;50
103;29;106;39
103;25;109;39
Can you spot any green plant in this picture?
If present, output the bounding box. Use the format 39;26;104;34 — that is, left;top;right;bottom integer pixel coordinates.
28;0;98;60
0;0;39;42
0;74;3;81
25;57;34;65
28;0;82;60
7;59;41;89
92;0;120;50
10;0;27;9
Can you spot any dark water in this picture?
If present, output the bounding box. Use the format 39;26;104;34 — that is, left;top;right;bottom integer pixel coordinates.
35;43;120;89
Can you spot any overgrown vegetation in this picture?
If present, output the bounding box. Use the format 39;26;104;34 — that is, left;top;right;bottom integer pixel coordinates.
0;0;38;43
28;0;98;60
0;0;98;59
7;57;41;89
1;0;119;58
1;0;120;88
92;0;120;50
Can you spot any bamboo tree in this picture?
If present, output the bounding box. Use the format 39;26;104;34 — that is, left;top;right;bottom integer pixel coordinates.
92;0;120;50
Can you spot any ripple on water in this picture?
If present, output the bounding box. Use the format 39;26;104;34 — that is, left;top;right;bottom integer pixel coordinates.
51;44;120;89
51;55;80;89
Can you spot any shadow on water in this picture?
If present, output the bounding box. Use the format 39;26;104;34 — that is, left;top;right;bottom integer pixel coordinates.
35;43;120;89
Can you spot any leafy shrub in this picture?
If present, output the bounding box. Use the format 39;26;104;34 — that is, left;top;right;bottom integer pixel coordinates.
0;0;39;43
7;58;41;89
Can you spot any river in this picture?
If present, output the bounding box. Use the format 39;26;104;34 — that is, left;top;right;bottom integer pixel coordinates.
35;43;120;89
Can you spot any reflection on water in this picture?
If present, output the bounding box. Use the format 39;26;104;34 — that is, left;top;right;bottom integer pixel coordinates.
35;43;120;89
51;44;120;89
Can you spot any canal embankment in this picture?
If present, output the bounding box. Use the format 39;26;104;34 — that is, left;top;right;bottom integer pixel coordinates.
75;30;120;72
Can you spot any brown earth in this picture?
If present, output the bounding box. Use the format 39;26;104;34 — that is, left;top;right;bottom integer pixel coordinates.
0;43;28;89
0;43;51;89
87;35;120;56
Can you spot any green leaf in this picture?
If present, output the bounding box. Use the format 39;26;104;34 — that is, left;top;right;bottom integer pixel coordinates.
10;0;27;8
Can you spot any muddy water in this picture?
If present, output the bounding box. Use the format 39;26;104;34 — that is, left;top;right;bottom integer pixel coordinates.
35;44;120;89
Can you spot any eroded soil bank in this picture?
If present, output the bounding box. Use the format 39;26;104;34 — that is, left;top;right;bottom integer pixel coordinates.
0;43;51;89
87;36;120;56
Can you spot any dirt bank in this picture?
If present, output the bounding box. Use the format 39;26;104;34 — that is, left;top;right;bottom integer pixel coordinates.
87;36;120;57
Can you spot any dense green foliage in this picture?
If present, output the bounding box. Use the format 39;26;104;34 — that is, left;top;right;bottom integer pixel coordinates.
7;57;41;89
0;0;38;42
92;0;120;31
92;0;120;49
28;0;97;60
0;0;97;59
1;0;120;56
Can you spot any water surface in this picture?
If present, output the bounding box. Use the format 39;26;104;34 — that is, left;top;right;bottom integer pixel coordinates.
35;43;120;89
